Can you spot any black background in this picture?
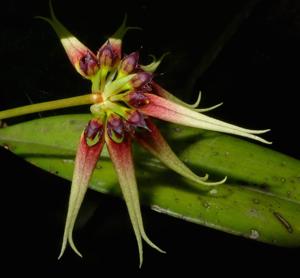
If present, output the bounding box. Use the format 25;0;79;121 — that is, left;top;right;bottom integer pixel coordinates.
1;0;299;275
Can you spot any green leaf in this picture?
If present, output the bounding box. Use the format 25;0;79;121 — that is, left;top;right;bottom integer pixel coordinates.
0;114;299;247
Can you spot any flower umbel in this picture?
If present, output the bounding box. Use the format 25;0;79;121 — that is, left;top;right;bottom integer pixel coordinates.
0;2;271;267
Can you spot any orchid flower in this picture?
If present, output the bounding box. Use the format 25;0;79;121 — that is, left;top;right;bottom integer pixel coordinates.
0;2;271;267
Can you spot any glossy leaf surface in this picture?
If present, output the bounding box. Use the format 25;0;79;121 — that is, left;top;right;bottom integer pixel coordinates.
0;114;299;247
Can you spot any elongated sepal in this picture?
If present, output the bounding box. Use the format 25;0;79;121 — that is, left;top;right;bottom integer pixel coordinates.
38;1;98;78
135;119;225;187
138;93;271;144
58;119;104;259
106;135;165;267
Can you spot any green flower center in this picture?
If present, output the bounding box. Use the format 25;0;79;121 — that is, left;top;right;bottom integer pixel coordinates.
86;49;152;142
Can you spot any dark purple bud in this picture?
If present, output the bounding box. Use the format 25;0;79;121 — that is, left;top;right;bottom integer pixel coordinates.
119;52;139;74
85;119;104;142
97;42;116;68
79;52;99;76
107;114;125;143
131;72;153;88
126;110;148;130
126;91;150;108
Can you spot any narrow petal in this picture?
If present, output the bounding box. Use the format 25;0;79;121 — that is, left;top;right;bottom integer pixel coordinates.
195;101;224;112
151;82;201;108
106;135;165;267
140;52;169;73
138;93;271;144
98;15;141;64
110;13;142;42
135;119;225;187
38;1;98;78
110;14;130;40
152;82;222;112
59;120;104;259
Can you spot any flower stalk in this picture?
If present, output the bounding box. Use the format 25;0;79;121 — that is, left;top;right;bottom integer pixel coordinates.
0;94;101;120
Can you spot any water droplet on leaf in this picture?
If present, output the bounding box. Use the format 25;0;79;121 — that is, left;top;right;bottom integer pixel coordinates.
203;202;210;209
209;189;218;195
249;229;260;239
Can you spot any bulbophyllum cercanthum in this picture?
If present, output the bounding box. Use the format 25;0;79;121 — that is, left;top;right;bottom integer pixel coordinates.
0;3;271;267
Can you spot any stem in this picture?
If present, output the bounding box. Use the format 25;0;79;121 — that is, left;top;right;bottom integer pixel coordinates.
91;70;102;93
0;94;102;120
